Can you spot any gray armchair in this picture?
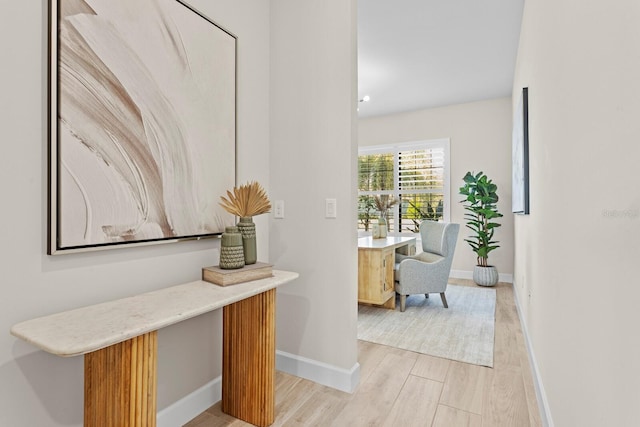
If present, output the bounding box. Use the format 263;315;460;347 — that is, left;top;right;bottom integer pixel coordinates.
395;221;460;312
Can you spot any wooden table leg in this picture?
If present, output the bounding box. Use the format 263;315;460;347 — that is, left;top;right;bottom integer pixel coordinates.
84;331;158;427
222;289;276;427
382;293;396;309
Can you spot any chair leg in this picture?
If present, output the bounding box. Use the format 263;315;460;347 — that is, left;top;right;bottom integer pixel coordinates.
400;295;407;312
440;292;448;308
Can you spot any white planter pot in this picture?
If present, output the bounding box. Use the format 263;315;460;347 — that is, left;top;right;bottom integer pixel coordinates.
473;265;499;287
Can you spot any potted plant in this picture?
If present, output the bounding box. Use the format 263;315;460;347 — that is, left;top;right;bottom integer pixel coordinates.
459;171;503;286
373;195;397;238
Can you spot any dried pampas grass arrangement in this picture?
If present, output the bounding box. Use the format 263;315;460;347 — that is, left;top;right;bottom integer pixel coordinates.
373;195;397;212
219;181;272;218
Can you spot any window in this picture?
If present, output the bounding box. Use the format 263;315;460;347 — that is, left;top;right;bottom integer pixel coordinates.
358;139;450;233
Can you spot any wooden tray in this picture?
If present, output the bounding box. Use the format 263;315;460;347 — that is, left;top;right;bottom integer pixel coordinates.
202;262;273;286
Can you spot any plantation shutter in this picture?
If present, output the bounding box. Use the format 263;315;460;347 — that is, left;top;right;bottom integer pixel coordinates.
398;148;445;193
358;140;450;233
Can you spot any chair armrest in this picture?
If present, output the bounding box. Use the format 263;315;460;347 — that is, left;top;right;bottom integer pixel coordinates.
399;257;445;276
397;258;448;294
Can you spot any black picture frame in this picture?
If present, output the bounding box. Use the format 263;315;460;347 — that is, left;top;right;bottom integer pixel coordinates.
48;0;237;254
512;87;530;215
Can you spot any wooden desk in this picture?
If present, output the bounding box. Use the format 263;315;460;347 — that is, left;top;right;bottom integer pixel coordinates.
11;270;298;427
358;236;416;309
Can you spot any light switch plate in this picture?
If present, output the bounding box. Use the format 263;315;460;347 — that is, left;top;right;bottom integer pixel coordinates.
274;200;284;219
325;198;337;218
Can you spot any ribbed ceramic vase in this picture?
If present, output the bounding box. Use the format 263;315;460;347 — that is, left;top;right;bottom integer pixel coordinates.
219;226;245;269
473;265;499;287
237;216;257;265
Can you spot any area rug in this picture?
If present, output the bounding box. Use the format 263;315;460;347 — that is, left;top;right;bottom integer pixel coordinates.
357;284;496;367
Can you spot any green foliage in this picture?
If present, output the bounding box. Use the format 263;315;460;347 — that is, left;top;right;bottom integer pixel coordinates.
406;199;443;232
357;195;377;231
358;155;394;231
358;154;393;192
459;171;503;267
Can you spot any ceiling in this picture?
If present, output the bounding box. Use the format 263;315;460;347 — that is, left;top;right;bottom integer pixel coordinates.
357;0;525;118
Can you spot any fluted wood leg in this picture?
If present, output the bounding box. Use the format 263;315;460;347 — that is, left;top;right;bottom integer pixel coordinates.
84;332;157;427
222;289;276;426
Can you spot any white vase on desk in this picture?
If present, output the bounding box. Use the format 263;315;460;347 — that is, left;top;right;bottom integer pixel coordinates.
378;217;387;238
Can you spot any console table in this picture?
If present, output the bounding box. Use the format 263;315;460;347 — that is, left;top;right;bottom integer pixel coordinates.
358;236;416;309
10;270;299;427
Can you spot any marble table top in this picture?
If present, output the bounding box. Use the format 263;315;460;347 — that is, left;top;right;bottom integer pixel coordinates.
11;270;298;357
358;235;416;250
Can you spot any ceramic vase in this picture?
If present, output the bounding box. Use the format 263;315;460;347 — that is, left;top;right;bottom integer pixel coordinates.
237;216;257;265
473;265;499;286
219;226;245;269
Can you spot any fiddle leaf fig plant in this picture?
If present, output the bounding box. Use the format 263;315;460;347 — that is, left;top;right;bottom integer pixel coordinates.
459;171;503;267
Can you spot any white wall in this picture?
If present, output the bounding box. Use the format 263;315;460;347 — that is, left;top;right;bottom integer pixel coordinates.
0;1;270;425
359;98;514;279
270;0;360;386
513;0;640;425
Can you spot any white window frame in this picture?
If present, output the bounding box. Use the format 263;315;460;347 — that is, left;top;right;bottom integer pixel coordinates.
358;138;451;235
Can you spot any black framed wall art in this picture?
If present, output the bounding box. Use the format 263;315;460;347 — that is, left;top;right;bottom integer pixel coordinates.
48;0;237;254
512;87;530;215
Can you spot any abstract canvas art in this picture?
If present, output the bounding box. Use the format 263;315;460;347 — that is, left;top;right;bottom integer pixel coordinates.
512;87;529;214
48;0;236;254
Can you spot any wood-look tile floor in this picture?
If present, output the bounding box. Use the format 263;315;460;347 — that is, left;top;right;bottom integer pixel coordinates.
184;279;542;427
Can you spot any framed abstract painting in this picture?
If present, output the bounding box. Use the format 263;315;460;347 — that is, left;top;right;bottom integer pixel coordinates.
48;0;236;254
512;87;529;215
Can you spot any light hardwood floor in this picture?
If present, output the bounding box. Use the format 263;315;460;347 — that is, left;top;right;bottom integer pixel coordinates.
185;279;542;427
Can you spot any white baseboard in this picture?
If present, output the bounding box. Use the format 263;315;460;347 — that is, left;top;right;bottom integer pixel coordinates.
157;352;360;426
450;269;514;284
512;285;554;427
276;350;361;393
157;377;221;427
